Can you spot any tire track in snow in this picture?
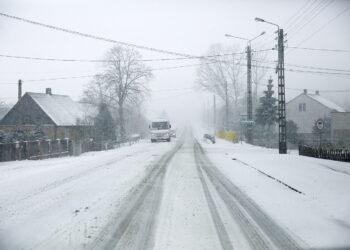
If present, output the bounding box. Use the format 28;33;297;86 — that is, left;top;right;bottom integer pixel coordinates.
0;144;160;224
195;156;234;250
194;140;305;250
88;138;185;250
1;145;153;210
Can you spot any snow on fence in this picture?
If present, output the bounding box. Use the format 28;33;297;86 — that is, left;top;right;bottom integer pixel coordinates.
0;139;72;162
0;135;142;162
299;145;350;162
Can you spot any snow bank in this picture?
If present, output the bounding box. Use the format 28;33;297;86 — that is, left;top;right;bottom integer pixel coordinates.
198;137;350;249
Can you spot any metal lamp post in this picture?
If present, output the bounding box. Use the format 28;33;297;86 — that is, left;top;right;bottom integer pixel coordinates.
255;17;287;154
225;31;265;144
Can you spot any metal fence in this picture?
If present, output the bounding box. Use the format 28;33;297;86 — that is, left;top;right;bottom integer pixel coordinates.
299;145;350;162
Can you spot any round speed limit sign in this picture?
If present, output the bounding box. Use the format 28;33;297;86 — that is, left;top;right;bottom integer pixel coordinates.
316;119;324;130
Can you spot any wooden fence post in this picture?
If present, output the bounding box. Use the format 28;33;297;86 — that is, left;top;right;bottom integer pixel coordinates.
48;139;52;156
38;140;42;159
57;139;61;156
15;142;20;161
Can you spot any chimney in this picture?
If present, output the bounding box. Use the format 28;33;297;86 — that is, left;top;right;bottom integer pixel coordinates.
315;90;319;95
18;79;22;101
303;89;307;94
46;88;52;95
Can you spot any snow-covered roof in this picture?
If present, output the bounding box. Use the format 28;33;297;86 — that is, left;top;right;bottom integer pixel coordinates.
307;93;346;112
151;119;170;123
27;92;86;126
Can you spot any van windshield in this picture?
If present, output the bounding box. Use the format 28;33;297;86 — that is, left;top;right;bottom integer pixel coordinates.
151;122;168;130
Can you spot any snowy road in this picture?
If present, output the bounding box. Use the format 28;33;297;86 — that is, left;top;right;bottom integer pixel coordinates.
1;129;349;249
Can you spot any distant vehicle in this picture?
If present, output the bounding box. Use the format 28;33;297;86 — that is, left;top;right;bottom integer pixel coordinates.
149;120;172;142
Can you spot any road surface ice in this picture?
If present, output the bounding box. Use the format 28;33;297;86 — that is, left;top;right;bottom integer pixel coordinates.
0;129;349;249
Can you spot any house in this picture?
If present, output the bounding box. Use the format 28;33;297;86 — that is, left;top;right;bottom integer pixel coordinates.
331;111;350;147
286;89;346;135
0;88;93;140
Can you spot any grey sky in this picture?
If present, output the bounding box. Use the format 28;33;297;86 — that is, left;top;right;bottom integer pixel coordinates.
1;0;349;121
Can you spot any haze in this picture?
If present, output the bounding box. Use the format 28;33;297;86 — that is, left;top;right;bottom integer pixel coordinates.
1;0;349;123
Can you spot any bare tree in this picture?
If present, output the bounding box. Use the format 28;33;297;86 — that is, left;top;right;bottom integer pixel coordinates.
252;51;268;106
196;44;244;129
82;46;152;139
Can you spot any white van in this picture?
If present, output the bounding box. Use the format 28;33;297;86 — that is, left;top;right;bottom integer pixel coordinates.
149;120;171;142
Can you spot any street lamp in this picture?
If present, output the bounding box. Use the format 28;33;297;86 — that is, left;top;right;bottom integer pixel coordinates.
225;31;265;44
225;31;265;144
255;17;287;154
255;17;279;30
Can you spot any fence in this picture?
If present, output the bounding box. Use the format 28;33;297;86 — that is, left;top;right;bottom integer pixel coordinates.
299;145;350;162
0;139;72;162
0;135;142;162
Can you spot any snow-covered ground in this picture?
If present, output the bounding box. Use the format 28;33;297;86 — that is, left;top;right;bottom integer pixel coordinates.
1;128;349;250
199;136;350;249
0;139;176;249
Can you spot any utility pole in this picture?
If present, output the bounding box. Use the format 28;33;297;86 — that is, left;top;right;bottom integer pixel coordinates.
207;99;210;130
18;79;22;101
225;81;229;131
246;44;253;144
225;31;265;141
277;29;287;154
213;94;216;136
254;17;286;154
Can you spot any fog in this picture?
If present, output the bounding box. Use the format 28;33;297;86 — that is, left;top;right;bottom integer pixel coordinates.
1;0;350;126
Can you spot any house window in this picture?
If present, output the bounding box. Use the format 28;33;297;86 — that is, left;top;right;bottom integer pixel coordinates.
299;103;306;112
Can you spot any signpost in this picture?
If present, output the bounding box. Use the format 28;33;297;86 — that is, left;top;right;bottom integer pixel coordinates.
316;119;324;147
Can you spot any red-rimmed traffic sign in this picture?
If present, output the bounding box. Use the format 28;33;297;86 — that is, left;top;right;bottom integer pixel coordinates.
316;119;324;130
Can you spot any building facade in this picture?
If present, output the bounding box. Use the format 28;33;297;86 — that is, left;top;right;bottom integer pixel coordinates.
0;89;92;140
331;112;350;147
286;89;346;135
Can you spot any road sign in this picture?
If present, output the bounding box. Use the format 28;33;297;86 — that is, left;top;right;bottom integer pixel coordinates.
241;120;255;126
316;119;324;130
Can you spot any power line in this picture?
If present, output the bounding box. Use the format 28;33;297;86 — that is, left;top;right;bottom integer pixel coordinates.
0;12;194;58
288;4;350;53
0;49;272;63
285;0;319;31
2;55;350;86
258;82;350;93
286;46;350;53
252;59;350;73
254;0;319;50
0;11;273;66
287;0;334;40
152;87;195;92
0;63;216;84
283;1;316;28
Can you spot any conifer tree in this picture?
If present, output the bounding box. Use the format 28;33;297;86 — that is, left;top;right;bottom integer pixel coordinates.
31;124;47;141
94;103;116;142
255;77;278;137
9;126;27;143
0;130;7;143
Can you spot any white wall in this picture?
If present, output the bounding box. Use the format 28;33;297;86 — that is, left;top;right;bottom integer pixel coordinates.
286;94;332;134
